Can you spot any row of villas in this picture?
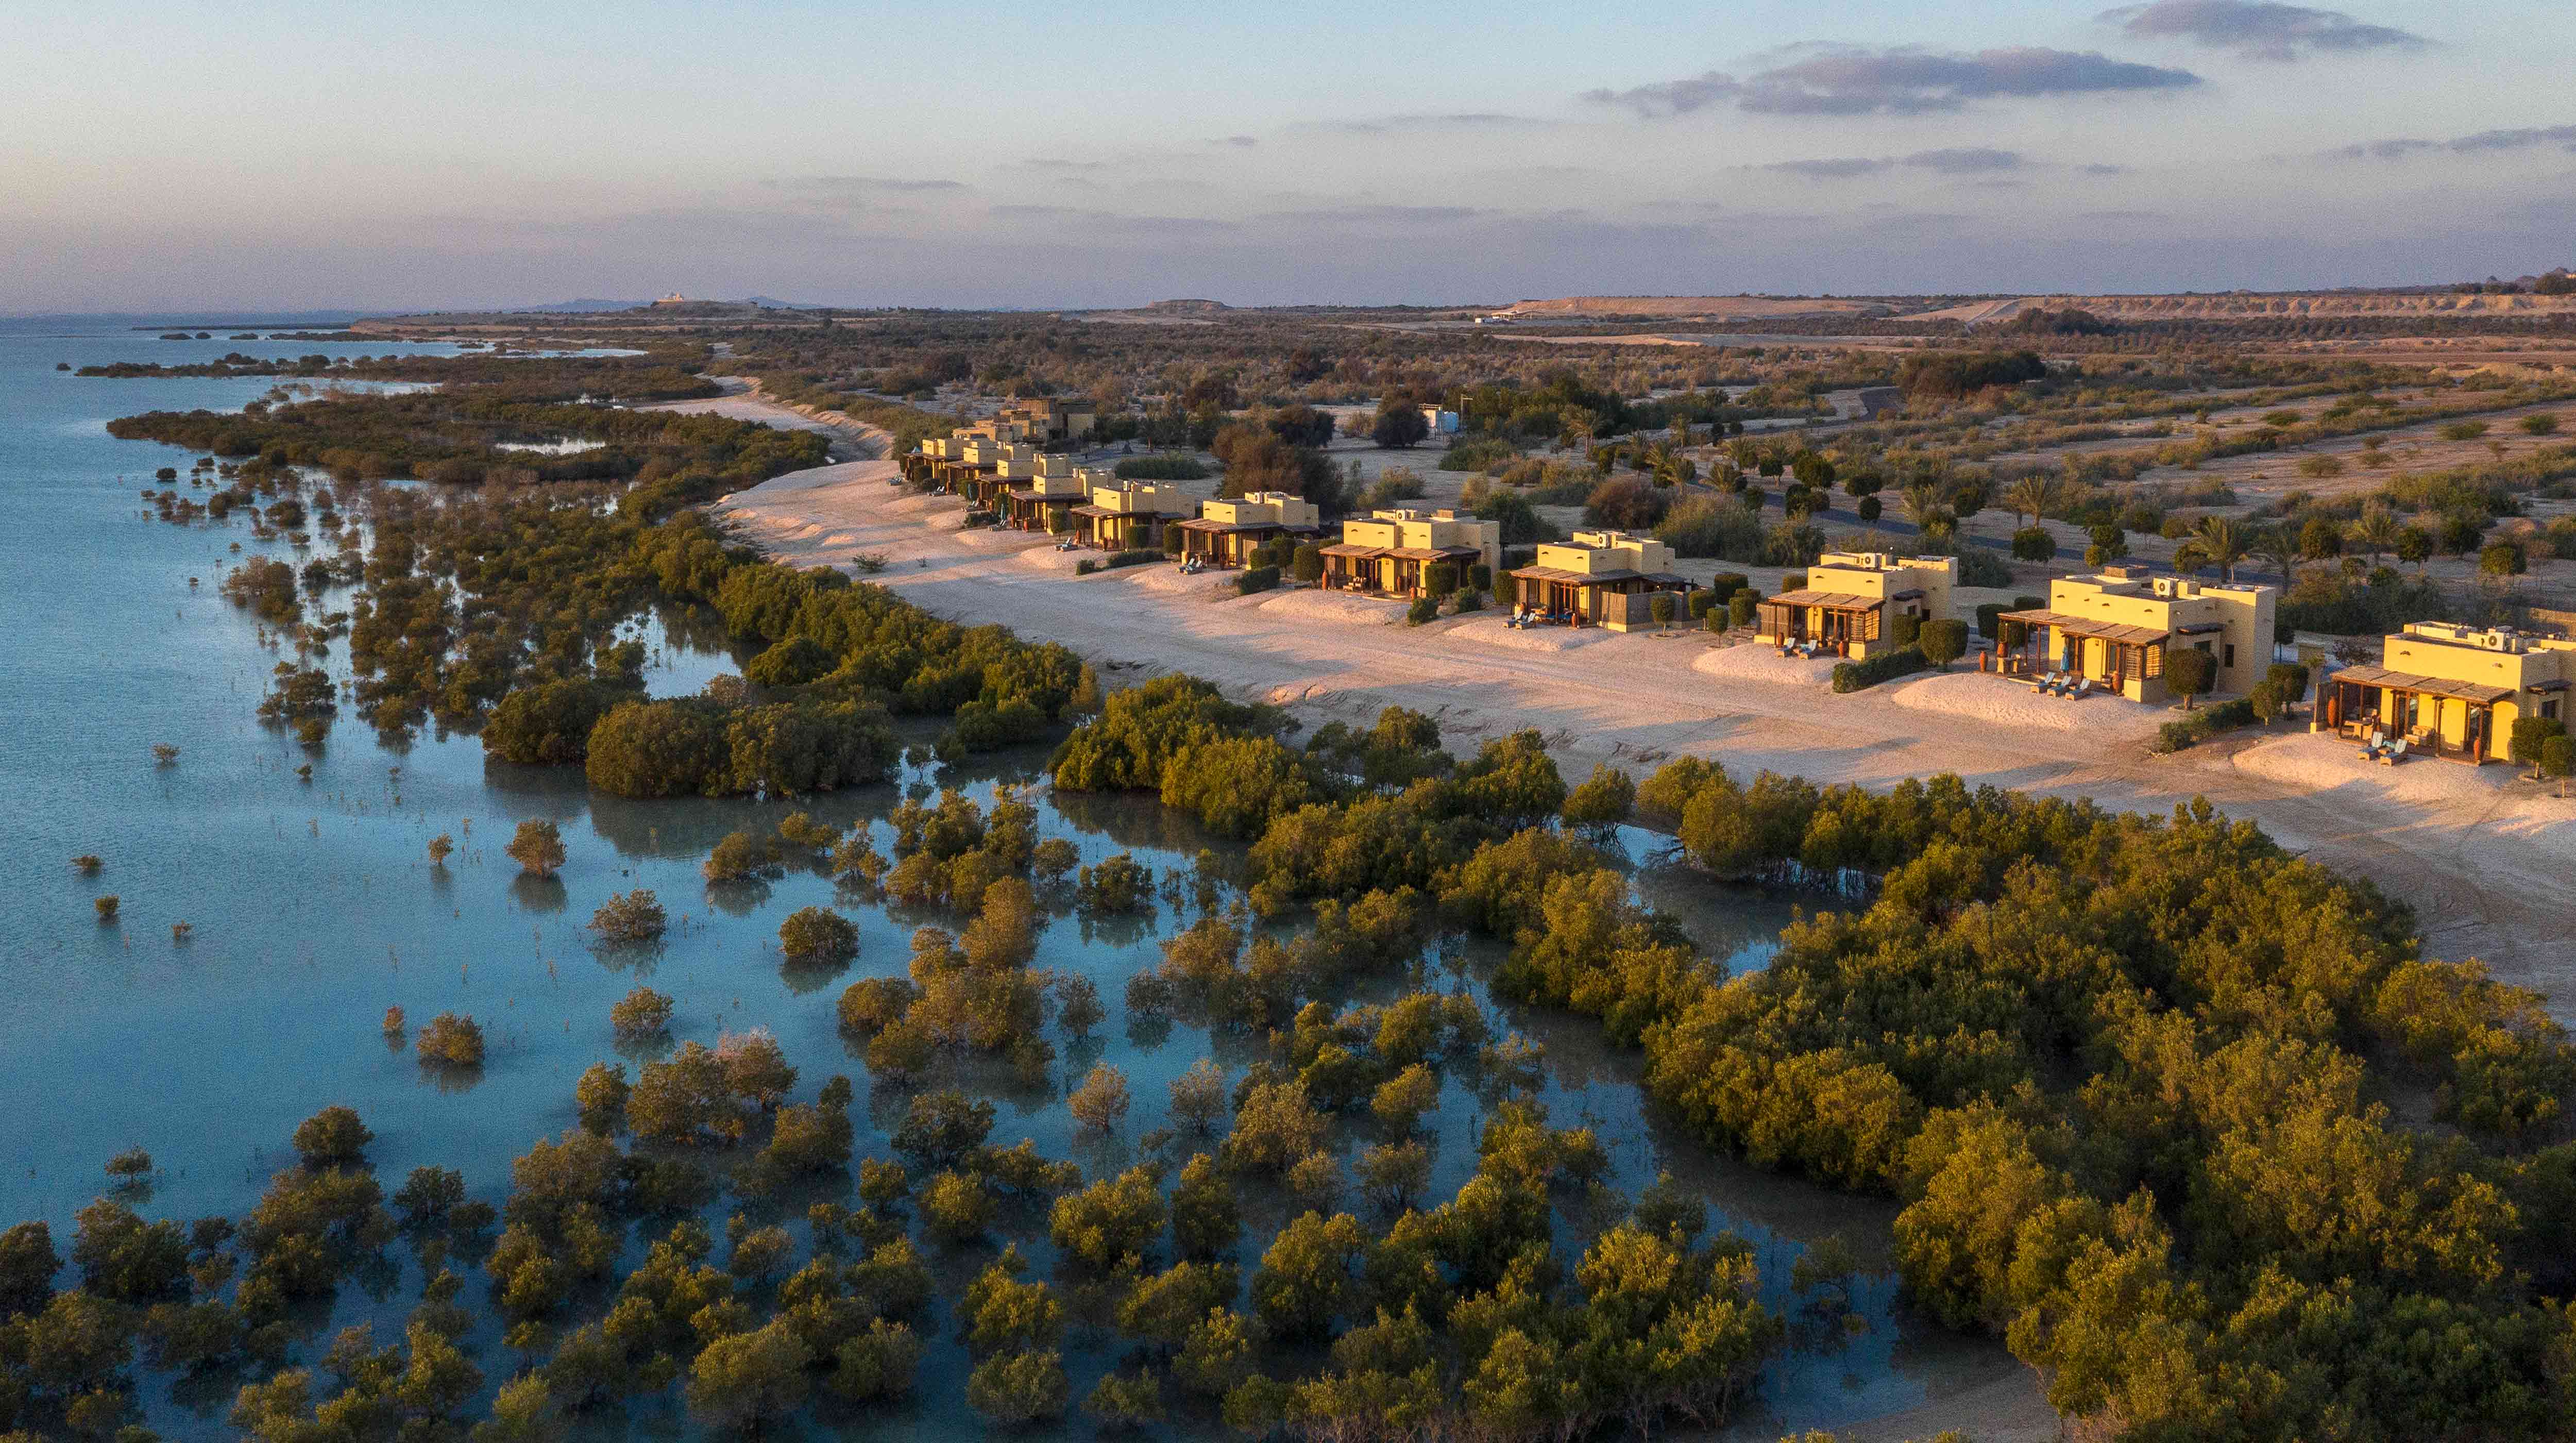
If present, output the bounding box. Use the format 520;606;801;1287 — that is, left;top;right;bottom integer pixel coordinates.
903;417;1717;625
901;416;2574;763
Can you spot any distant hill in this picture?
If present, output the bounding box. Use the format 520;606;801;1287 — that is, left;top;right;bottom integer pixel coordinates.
1500;295;1901;321
518;298;647;313
1897;292;2576;325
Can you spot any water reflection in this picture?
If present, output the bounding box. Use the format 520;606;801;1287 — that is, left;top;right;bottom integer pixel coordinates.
0;319;2025;1442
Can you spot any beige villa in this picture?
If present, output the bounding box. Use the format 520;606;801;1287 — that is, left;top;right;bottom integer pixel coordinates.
1319;508;1501;598
1994;566;2274;703
997;396;1097;445
2319;622;2576;763
1508;530;1695;630
1000;455;1087;531
1757;552;1956;658
1070;476;1195;550
1173;492;1321;567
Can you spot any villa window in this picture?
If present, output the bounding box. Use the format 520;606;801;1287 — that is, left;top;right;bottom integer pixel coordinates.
2224;644;2235;669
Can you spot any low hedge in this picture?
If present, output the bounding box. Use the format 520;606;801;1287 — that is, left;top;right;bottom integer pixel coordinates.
1238;565;1281;595
1114;454;1208;481
1107;549;1161;569
2153;697;2258;753
1831;646;1927;693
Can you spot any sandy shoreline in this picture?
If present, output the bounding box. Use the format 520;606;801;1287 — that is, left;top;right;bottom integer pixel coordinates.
664;391;2576;1015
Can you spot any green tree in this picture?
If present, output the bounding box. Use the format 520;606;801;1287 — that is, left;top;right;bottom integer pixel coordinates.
504;819;565;878
2510;716;2566;778
685;1319;811;1430
588;888;666;945
1171;1154;1242;1261
966;1349;1070;1425
1050;1166;1166;1270
574;1063;629;1135
2173;516;2248;581
777;905;857;963
609;985;674;1039
2163;647;2215;710
417;1013;485;1068
1372;405;1430;449
1069;1063;1132;1134
1249;1211;1366;1340
291;1105;374;1169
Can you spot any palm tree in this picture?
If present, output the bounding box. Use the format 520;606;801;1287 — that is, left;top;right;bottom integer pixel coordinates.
2251;525;2302;588
1900;480;1947;532
2347;504;2401;563
2004;474;2061;530
2173;516;2249;581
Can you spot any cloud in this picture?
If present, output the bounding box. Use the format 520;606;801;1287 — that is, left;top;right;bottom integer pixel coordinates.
1587;44;2199;118
1765;157;1892;179
769;175;965;201
2081;162;2134;175
1758;147;2030;180
1743;44;2200;114
1016;158;1115;173
1905;146;2026;174
2321;123;2576;161
2101;1;2428;62
1304;113;1557;135
985;205;1239;237
1265;205;1490;226
1212;135;1259;148
1579;71;1741;119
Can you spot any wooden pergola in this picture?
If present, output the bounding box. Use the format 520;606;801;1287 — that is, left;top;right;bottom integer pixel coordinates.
2320;664;2511;763
1173;518;1315;568
1068;504;1158;550
1001;488;1080;532
1508;565;1692;622
1757;589;1882;651
1994;608;2172;690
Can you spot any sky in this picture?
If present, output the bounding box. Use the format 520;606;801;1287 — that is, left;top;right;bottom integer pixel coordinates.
5;0;2574;311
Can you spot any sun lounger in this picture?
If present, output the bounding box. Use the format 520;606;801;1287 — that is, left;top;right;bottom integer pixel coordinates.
2357;729;2384;760
2070;678;2091;699
2379;738;2408;766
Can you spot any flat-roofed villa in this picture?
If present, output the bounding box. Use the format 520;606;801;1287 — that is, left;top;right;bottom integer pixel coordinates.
957;440;1047;510
1173;492;1321;567
1000;455;1087;531
1070;475;1194;550
1757;552;1955;658
1319;508;1500;597
1508;530;1695;629
997;396;1097;445
1994;566;2273;703
901;429;1023;495
2319;622;2576;763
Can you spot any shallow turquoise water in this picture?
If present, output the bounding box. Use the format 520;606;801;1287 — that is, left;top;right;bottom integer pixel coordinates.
0;318;2003;1438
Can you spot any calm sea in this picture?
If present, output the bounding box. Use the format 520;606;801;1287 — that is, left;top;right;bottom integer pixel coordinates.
0;316;1990;1438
